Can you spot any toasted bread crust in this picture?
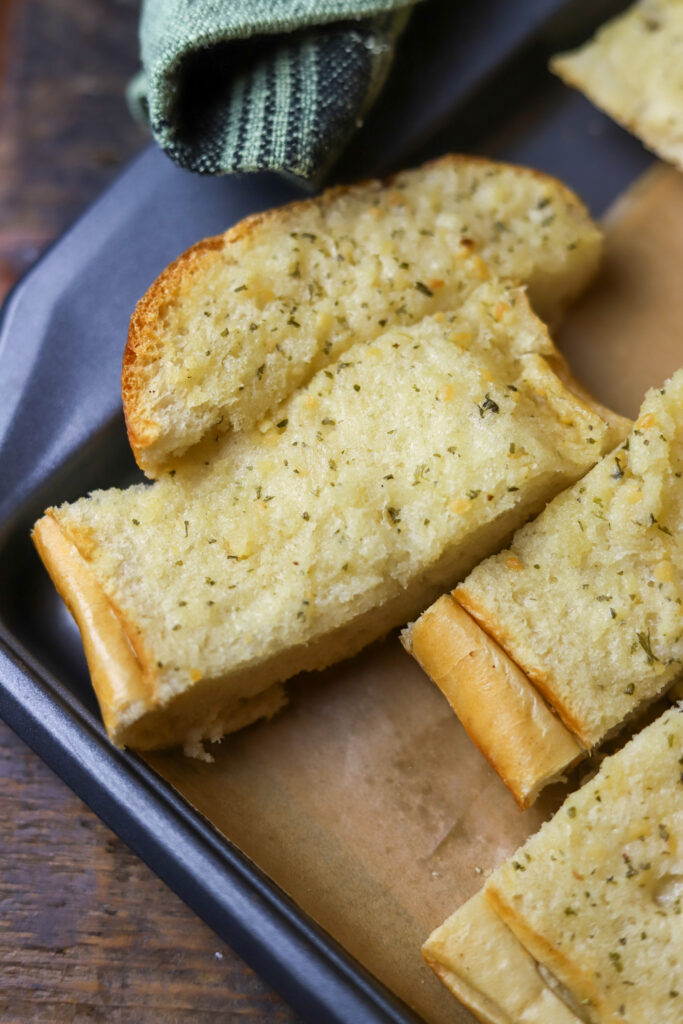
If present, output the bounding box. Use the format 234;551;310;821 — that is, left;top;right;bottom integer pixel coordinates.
123;234;226;451
456;570;683;751
405;595;584;808
122;153;601;475
32;513;155;740
482;706;683;1023
427;709;683;1022
422;955;505;1024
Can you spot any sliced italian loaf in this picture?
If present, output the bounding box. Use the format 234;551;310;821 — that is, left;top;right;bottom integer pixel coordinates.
423;704;683;1024
405;371;683;807
35;283;621;754
552;1;683;172
123;155;603;477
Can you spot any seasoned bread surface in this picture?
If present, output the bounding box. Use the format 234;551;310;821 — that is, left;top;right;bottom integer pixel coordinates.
32;514;287;753
486;706;683;1024
456;371;683;755
123;155;603;476
36;283;617;753
552;1;683;172
424;707;683;1024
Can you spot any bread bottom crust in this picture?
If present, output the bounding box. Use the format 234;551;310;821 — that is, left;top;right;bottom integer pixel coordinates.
32;513;154;737
455;585;683;752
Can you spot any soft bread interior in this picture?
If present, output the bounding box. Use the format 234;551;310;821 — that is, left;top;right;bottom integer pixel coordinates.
32;514;286;752
123;155;604;476
484;706;683;1024
407;371;682;803
455;371;683;749
36;284;624;753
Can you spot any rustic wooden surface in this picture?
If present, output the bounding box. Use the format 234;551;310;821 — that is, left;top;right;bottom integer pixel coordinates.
0;2;302;1020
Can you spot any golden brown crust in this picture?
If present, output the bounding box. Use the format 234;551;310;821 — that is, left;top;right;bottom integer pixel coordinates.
32;513;155;742
122;153;598;474
422;955;501;1024
454;586;594;747
456;583;683;754
122;234;226;452
54;514;161;688
406;595;584;808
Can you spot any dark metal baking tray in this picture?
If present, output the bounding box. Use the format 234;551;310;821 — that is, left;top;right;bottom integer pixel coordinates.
0;2;651;1021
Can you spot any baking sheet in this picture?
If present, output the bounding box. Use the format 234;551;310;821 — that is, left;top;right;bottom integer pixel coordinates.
2;5;656;1019
143;162;683;1024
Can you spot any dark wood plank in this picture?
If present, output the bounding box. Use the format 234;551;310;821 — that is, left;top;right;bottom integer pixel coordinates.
0;2;302;1019
0;720;300;1022
0;0;147;292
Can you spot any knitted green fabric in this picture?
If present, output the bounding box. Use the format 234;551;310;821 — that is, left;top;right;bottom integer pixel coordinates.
129;0;421;181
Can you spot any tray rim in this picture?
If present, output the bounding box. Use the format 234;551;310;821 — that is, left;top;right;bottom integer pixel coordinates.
0;605;424;1024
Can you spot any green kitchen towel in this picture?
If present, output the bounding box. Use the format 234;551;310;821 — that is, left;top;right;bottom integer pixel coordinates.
128;0;422;181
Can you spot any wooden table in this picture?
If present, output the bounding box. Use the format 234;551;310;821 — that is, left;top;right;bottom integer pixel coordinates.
0;3;302;1020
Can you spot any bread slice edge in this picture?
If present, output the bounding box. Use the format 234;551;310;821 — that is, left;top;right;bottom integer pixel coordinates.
456;581;683;752
403;595;584;808
484;885;610;1024
31;514;286;751
422;891;583;1024
551;36;683;175
123;153;604;477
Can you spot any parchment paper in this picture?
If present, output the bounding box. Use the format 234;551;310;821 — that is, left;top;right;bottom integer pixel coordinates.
145;163;683;1024
559;163;683;417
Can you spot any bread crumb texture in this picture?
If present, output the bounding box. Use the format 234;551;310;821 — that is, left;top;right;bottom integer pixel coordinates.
49;283;614;750
552;0;683;172
486;706;683;1024
458;370;683;749
123;155;602;476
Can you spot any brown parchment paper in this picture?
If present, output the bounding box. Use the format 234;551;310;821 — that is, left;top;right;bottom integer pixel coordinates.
144;163;683;1024
558;163;683;417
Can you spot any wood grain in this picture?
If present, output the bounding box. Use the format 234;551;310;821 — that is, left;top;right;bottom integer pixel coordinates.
0;722;299;1023
0;2;301;1020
